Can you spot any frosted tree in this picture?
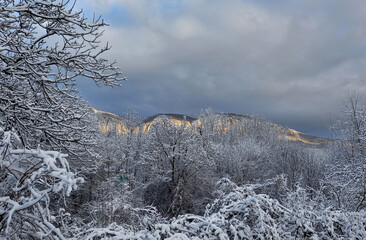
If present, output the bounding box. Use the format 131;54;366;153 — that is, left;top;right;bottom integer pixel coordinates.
0;128;84;239
326;94;366;210
119;108;143;180
0;0;124;154
0;0;123;238
78;178;366;239
82;110;147;227
143;117;215;216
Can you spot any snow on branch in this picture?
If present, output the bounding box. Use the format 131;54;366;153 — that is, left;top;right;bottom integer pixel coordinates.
0;128;83;239
0;0;124;154
77;178;366;239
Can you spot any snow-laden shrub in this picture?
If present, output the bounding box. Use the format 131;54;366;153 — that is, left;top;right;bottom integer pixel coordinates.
0;128;83;239
284;186;366;239
84;177;163;230
77;178;366;240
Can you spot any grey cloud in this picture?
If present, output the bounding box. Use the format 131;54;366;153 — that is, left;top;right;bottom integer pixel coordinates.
76;0;366;137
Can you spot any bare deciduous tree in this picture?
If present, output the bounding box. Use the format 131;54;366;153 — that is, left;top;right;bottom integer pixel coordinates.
0;0;123;238
326;94;366;210
0;0;124;154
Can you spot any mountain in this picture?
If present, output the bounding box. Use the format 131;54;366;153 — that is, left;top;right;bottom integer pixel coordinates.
135;113;197;133
91;109;329;146
91;108;129;134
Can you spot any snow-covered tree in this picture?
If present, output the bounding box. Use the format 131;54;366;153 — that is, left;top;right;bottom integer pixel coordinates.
0;128;83;239
143;116;215;216
0;0;123;238
0;0;123;154
77;178;366;240
326;94;366;210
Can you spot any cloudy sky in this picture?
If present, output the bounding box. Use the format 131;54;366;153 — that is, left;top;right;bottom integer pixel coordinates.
75;0;366;137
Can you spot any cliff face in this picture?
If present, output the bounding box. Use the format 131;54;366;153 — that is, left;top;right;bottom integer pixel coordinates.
91;109;329;146
91;108;129;134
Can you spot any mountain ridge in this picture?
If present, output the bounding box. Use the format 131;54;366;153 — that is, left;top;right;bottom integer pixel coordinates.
91;108;329;146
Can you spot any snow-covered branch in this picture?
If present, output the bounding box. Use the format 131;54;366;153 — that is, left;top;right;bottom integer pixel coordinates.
0;128;83;239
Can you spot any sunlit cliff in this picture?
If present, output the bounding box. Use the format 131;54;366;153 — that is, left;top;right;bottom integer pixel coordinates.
91;108;129;134
91;108;328;146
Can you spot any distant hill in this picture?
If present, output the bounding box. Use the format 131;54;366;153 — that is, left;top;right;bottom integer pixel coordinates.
91;108;128;134
91;108;330;146
142;113;197;124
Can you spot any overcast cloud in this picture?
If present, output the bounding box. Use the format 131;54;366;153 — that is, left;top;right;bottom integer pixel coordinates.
75;0;366;137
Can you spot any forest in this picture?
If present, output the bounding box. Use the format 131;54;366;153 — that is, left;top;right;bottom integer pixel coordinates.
1;0;366;239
